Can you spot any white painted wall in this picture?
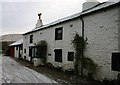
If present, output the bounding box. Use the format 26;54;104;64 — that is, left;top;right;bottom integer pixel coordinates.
14;47;18;58
23;18;82;69
14;46;23;59
23;5;120;80
84;6;119;80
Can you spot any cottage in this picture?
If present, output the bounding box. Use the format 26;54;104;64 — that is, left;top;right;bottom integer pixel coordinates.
9;39;23;59
22;1;120;80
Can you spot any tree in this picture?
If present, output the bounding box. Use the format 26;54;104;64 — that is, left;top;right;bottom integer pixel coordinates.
72;32;97;77
36;40;47;64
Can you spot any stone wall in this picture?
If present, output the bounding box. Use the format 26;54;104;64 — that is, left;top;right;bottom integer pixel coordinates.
84;6;119;80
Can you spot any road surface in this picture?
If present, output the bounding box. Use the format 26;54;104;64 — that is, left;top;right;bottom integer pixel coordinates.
1;55;57;83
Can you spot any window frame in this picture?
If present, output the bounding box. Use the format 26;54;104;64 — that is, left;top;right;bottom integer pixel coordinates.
30;35;33;43
112;52;120;71
29;47;32;57
55;27;63;40
54;49;62;62
68;52;74;61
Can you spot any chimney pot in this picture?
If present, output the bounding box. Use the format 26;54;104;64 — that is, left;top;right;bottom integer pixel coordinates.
38;13;42;20
35;13;43;28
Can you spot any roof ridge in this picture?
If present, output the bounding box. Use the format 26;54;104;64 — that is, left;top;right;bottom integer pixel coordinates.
23;1;119;35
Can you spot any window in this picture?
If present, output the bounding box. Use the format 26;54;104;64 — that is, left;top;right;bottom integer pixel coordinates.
29;48;32;57
30;35;33;43
112;52;120;71
20;46;23;50
68;52;74;61
24;49;26;53
55;27;63;40
54;49;62;62
16;46;18;50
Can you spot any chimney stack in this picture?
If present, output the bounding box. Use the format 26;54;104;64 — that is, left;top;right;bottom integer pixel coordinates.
35;13;43;28
82;0;100;11
109;0;120;2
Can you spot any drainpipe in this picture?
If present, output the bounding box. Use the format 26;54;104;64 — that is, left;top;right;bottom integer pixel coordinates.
80;17;84;38
80;17;84;77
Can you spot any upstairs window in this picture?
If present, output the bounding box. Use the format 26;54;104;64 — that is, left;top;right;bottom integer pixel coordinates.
30;35;33;43
68;52;74;61
55;27;63;40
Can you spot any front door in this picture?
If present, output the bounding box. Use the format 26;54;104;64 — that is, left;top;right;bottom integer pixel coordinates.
10;47;14;57
18;46;21;59
29;47;33;63
54;49;62;62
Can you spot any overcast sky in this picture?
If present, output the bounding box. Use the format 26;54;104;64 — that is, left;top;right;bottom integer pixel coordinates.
0;0;109;36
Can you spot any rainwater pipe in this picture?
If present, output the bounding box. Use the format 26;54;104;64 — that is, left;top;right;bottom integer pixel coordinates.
80;17;84;77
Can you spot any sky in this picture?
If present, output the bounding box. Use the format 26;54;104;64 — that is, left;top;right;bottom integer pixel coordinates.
0;0;110;36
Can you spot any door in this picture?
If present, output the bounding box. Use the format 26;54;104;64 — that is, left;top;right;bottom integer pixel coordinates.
18;46;21;59
29;47;33;63
10;47;14;57
54;49;62;62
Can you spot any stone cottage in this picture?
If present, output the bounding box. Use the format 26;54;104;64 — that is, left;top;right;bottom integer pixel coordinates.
9;39;23;58
22;1;120;80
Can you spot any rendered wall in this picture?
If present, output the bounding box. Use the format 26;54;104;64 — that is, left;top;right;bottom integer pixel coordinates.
23;5;119;80
83;6;119;80
23;18;82;69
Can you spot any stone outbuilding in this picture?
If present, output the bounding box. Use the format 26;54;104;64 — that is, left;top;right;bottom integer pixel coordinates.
9;39;23;59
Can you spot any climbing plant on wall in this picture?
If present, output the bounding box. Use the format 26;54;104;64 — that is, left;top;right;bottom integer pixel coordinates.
36;40;47;64
72;32;97;77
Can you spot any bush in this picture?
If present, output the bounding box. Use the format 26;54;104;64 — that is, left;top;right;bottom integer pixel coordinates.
45;63;53;69
65;69;74;75
53;66;62;71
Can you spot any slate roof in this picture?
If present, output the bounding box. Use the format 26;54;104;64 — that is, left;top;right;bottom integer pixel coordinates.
23;1;120;35
9;39;23;46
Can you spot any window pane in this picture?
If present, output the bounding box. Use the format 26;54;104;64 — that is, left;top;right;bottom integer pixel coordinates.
55;49;62;62
112;52;120;71
30;35;33;43
29;48;32;56
58;30;62;33
55;27;63;40
68;52;74;61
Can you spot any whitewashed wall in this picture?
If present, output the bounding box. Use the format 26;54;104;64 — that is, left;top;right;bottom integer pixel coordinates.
14;47;18;58
23;18;82;69
23;35;30;60
23;5;119;80
14;46;23;59
84;6;119;80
